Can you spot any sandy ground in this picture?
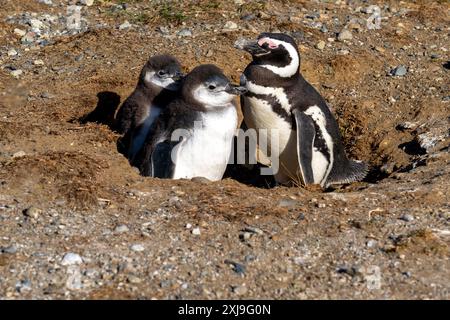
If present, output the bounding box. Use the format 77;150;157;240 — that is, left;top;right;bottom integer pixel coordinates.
0;0;449;299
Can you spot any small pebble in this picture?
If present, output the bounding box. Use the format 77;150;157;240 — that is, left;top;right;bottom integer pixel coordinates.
7;49;18;57
114;225;129;233
33;59;44;66
61;252;83;266
366;239;377;248
1;245;18;254
14;28;26;37
185;223;192;229
232;285;248;295
130;244;145;252
10;69;23;78
399;214;414;222
13;151;26;158
80;0;95;6
316;40;326;50
391;65;407;77
177;28;192;37
192;227;201;236
223;21;238;31
127;275;142;284
337;29;353;41
23;206;41;219
119;21;131;30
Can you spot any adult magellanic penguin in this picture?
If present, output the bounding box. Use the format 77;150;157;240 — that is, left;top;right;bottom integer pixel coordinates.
137;64;247;181
235;33;367;188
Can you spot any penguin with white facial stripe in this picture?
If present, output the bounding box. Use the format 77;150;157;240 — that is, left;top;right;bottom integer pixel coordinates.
137;64;247;181
236;33;367;187
115;54;183;165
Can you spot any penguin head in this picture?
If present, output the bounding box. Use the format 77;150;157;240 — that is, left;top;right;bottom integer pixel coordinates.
182;64;247;108
140;54;183;91
236;33;300;77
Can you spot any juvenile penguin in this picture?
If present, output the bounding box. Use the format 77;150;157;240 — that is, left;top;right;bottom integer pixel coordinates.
115;54;183;163
236;33;367;187
138;64;247;181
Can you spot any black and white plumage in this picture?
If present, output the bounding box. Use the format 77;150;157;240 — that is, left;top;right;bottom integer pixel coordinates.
115;54;183;164
236;33;367;187
137;64;247;181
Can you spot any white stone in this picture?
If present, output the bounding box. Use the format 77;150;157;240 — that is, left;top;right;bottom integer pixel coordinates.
7;49;18;57
223;21;238;31
10;70;23;78
61;253;83;266
119;21;131;30
33;59;44;66
192;227;201;236
130;244;145;252
114;225;129;233
14;28;26;37
80;0;94;6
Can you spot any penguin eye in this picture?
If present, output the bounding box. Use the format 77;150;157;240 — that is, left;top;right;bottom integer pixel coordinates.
208;85;216;91
158;70;166;76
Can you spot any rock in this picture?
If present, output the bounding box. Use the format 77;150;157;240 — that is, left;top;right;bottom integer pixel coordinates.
7;49;18;57
243;226;264;235
205;49;213;57
15;279;32;293
114;225;129;234
21;32;36;45
38;0;53;4
366;240;377;248
40;92;53;99
80;0;95;6
375;46;385;53
119;21;131;30
61;253;83;266
14;28;26;37
232;285;248;295
130;244;145;252
66;265;82;290
223;21;238;31
10;69;23;78
12;150;26;158
29;19;44;32
316;40;326;50
23;206;41;219
33;59;44;66
185;223;192;229
337;29;353;41
225;260;246;275
391;65;407;76
400;214;414;222
192;227;201;236
158;26;170;35
320;25;328;33
127;275;142;284
1;245;18;254
177;28;192;37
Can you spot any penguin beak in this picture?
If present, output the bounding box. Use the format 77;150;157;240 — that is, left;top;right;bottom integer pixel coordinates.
234;38;269;56
225;84;247;95
171;71;184;81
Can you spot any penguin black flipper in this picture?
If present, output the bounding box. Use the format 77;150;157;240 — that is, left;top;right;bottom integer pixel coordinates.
150;138;183;179
292;109;316;185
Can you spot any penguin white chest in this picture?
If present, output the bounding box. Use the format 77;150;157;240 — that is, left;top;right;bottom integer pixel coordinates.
242;81;293;156
173;106;237;181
